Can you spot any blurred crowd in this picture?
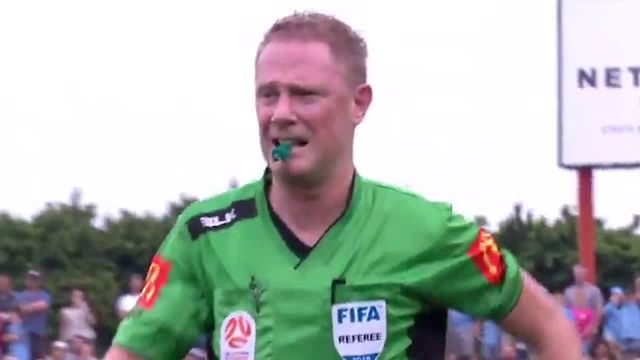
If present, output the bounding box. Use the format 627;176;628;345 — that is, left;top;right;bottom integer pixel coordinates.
1;264;639;360
445;265;640;360
0;272;207;360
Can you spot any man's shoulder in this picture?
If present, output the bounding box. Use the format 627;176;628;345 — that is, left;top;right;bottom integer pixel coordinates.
17;290;50;301
361;177;455;218
182;180;261;217
177;179;263;239
564;283;602;296
585;283;604;297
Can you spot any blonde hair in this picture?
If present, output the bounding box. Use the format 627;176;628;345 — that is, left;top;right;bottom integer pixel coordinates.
256;12;368;87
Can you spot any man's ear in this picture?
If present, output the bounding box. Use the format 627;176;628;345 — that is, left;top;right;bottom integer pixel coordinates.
353;83;373;125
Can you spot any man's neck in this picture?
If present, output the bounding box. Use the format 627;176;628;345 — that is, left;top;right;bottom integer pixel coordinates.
269;164;355;245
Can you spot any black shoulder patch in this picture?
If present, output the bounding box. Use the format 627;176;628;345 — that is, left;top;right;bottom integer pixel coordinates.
187;198;258;240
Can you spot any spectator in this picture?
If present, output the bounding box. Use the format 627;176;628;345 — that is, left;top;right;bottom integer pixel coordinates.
445;310;478;360
183;348;207;360
74;335;97;360
0;275;16;312
500;333;528;360
44;340;68;360
481;320;503;360
1;306;30;360
602;286;624;355
500;343;518;360
16;270;51;360
588;337;615;360
0;315;3;357
0;274;16;357
115;274;143;320
570;288;596;355
66;335;83;360
564;264;604;323
58;289;96;343
618;279;640;358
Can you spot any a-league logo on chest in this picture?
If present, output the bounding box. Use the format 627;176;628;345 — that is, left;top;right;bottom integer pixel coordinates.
332;300;387;360
220;311;257;360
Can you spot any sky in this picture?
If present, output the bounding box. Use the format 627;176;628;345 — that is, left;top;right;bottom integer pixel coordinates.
0;0;638;230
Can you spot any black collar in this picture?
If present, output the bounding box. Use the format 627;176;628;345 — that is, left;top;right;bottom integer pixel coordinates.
262;168;357;262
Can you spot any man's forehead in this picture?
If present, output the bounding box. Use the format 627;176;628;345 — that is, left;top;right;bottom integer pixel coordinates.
258;40;335;64
256;41;345;83
255;64;345;91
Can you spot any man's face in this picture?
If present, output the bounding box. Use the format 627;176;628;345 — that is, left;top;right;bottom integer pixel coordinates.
611;293;623;304
79;339;94;356
0;276;10;293
573;267;586;283
70;337;83;354
51;348;66;360
26;276;40;290
71;289;84;306
255;40;371;183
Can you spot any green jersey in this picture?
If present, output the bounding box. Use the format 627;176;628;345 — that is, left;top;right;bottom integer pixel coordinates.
113;171;523;360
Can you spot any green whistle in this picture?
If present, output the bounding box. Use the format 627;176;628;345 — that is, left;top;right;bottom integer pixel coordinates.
272;141;293;162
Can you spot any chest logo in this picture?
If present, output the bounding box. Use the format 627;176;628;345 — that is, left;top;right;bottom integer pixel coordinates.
220;311;256;360
332;300;387;360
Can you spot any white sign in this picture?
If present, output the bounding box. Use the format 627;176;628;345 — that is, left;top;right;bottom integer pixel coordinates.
332;300;387;360
559;0;640;168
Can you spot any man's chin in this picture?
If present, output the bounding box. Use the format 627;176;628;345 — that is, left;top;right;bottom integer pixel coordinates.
269;160;317;183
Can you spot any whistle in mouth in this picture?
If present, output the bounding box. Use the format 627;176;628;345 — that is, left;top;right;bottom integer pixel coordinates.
272;141;293;162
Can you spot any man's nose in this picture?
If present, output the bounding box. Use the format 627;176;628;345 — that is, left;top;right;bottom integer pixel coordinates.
271;95;296;125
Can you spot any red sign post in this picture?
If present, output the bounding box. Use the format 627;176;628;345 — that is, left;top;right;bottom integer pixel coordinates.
577;168;596;283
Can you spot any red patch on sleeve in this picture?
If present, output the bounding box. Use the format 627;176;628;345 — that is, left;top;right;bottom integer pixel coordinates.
137;255;172;310
467;228;505;286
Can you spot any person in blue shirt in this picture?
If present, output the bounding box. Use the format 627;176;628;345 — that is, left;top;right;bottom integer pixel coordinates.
618;280;640;358
481;320;503;360
1;306;31;360
16;270;51;360
602;287;624;352
446;310;479;359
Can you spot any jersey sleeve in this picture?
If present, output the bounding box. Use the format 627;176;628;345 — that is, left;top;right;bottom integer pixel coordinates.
112;216;212;359
420;205;524;321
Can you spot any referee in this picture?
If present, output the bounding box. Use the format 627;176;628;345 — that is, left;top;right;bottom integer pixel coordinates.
104;12;582;360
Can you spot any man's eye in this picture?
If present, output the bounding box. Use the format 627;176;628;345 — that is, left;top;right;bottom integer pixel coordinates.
297;90;315;97
261;91;277;98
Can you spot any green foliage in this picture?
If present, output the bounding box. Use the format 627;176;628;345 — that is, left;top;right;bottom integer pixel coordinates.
495;204;640;293
0;190;197;352
0;191;638;352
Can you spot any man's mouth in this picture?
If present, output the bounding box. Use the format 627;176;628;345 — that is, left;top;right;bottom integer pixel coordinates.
272;138;309;147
